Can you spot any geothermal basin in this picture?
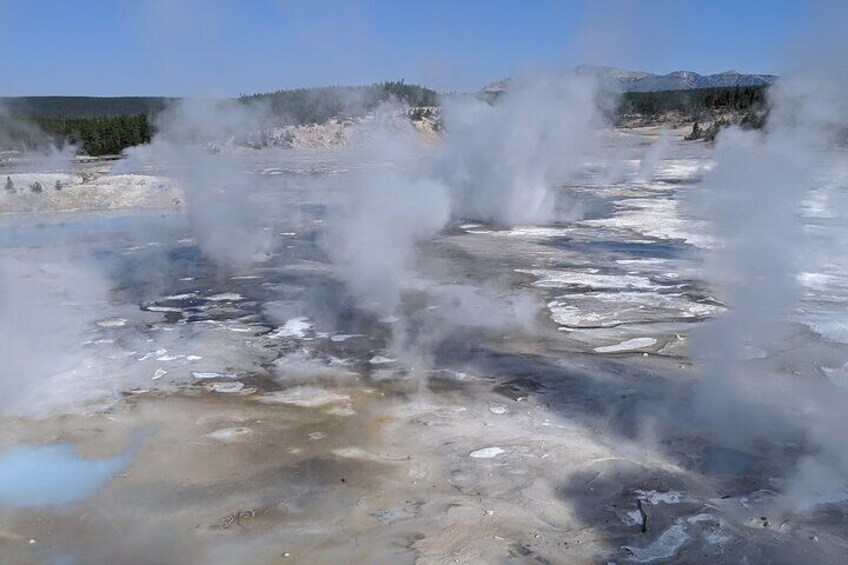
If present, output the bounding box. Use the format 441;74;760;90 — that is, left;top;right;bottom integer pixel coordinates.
1;129;848;564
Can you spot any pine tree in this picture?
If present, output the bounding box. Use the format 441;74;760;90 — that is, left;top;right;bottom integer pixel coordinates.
686;121;702;140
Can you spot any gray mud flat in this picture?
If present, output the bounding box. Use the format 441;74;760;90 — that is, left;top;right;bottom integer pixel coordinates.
2;136;848;564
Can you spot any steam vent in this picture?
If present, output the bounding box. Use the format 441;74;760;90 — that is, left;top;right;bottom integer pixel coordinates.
1;1;848;563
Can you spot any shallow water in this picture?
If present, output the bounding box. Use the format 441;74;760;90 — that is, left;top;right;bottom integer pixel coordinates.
0;441;136;508
700;445;759;477
1;133;848;563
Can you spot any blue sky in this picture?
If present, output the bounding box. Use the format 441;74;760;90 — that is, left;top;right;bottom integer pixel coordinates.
0;0;815;96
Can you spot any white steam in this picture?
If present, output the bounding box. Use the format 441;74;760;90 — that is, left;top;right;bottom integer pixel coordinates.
324;168;449;312
636;128;670;182
695;56;848;509
439;73;605;224
121;99;276;268
0;101;79;170
0;248;110;418
320;73;606;368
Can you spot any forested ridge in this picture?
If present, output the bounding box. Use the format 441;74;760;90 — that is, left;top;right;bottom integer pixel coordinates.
1;83;770;156
0;96;172;119
36;114;153;156
618;85;768;116
1;82;439;156
239;81;439;124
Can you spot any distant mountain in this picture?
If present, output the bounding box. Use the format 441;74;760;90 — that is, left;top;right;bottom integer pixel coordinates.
483;66;778;94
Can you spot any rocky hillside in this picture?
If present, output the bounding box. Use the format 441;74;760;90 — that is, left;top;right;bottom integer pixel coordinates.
241;106;441;150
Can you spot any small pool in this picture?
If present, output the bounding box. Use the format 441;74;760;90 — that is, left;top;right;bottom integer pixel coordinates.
0;439;139;508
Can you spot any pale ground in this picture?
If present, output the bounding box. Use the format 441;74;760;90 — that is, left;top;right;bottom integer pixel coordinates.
1;131;848;564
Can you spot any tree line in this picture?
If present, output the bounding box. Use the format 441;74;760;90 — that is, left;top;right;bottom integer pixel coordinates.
1;83;772;156
1;114;154;156
0;96;172;119
239;80;439;125
1;81;439;156
618;85;768;116
36;114;153;156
